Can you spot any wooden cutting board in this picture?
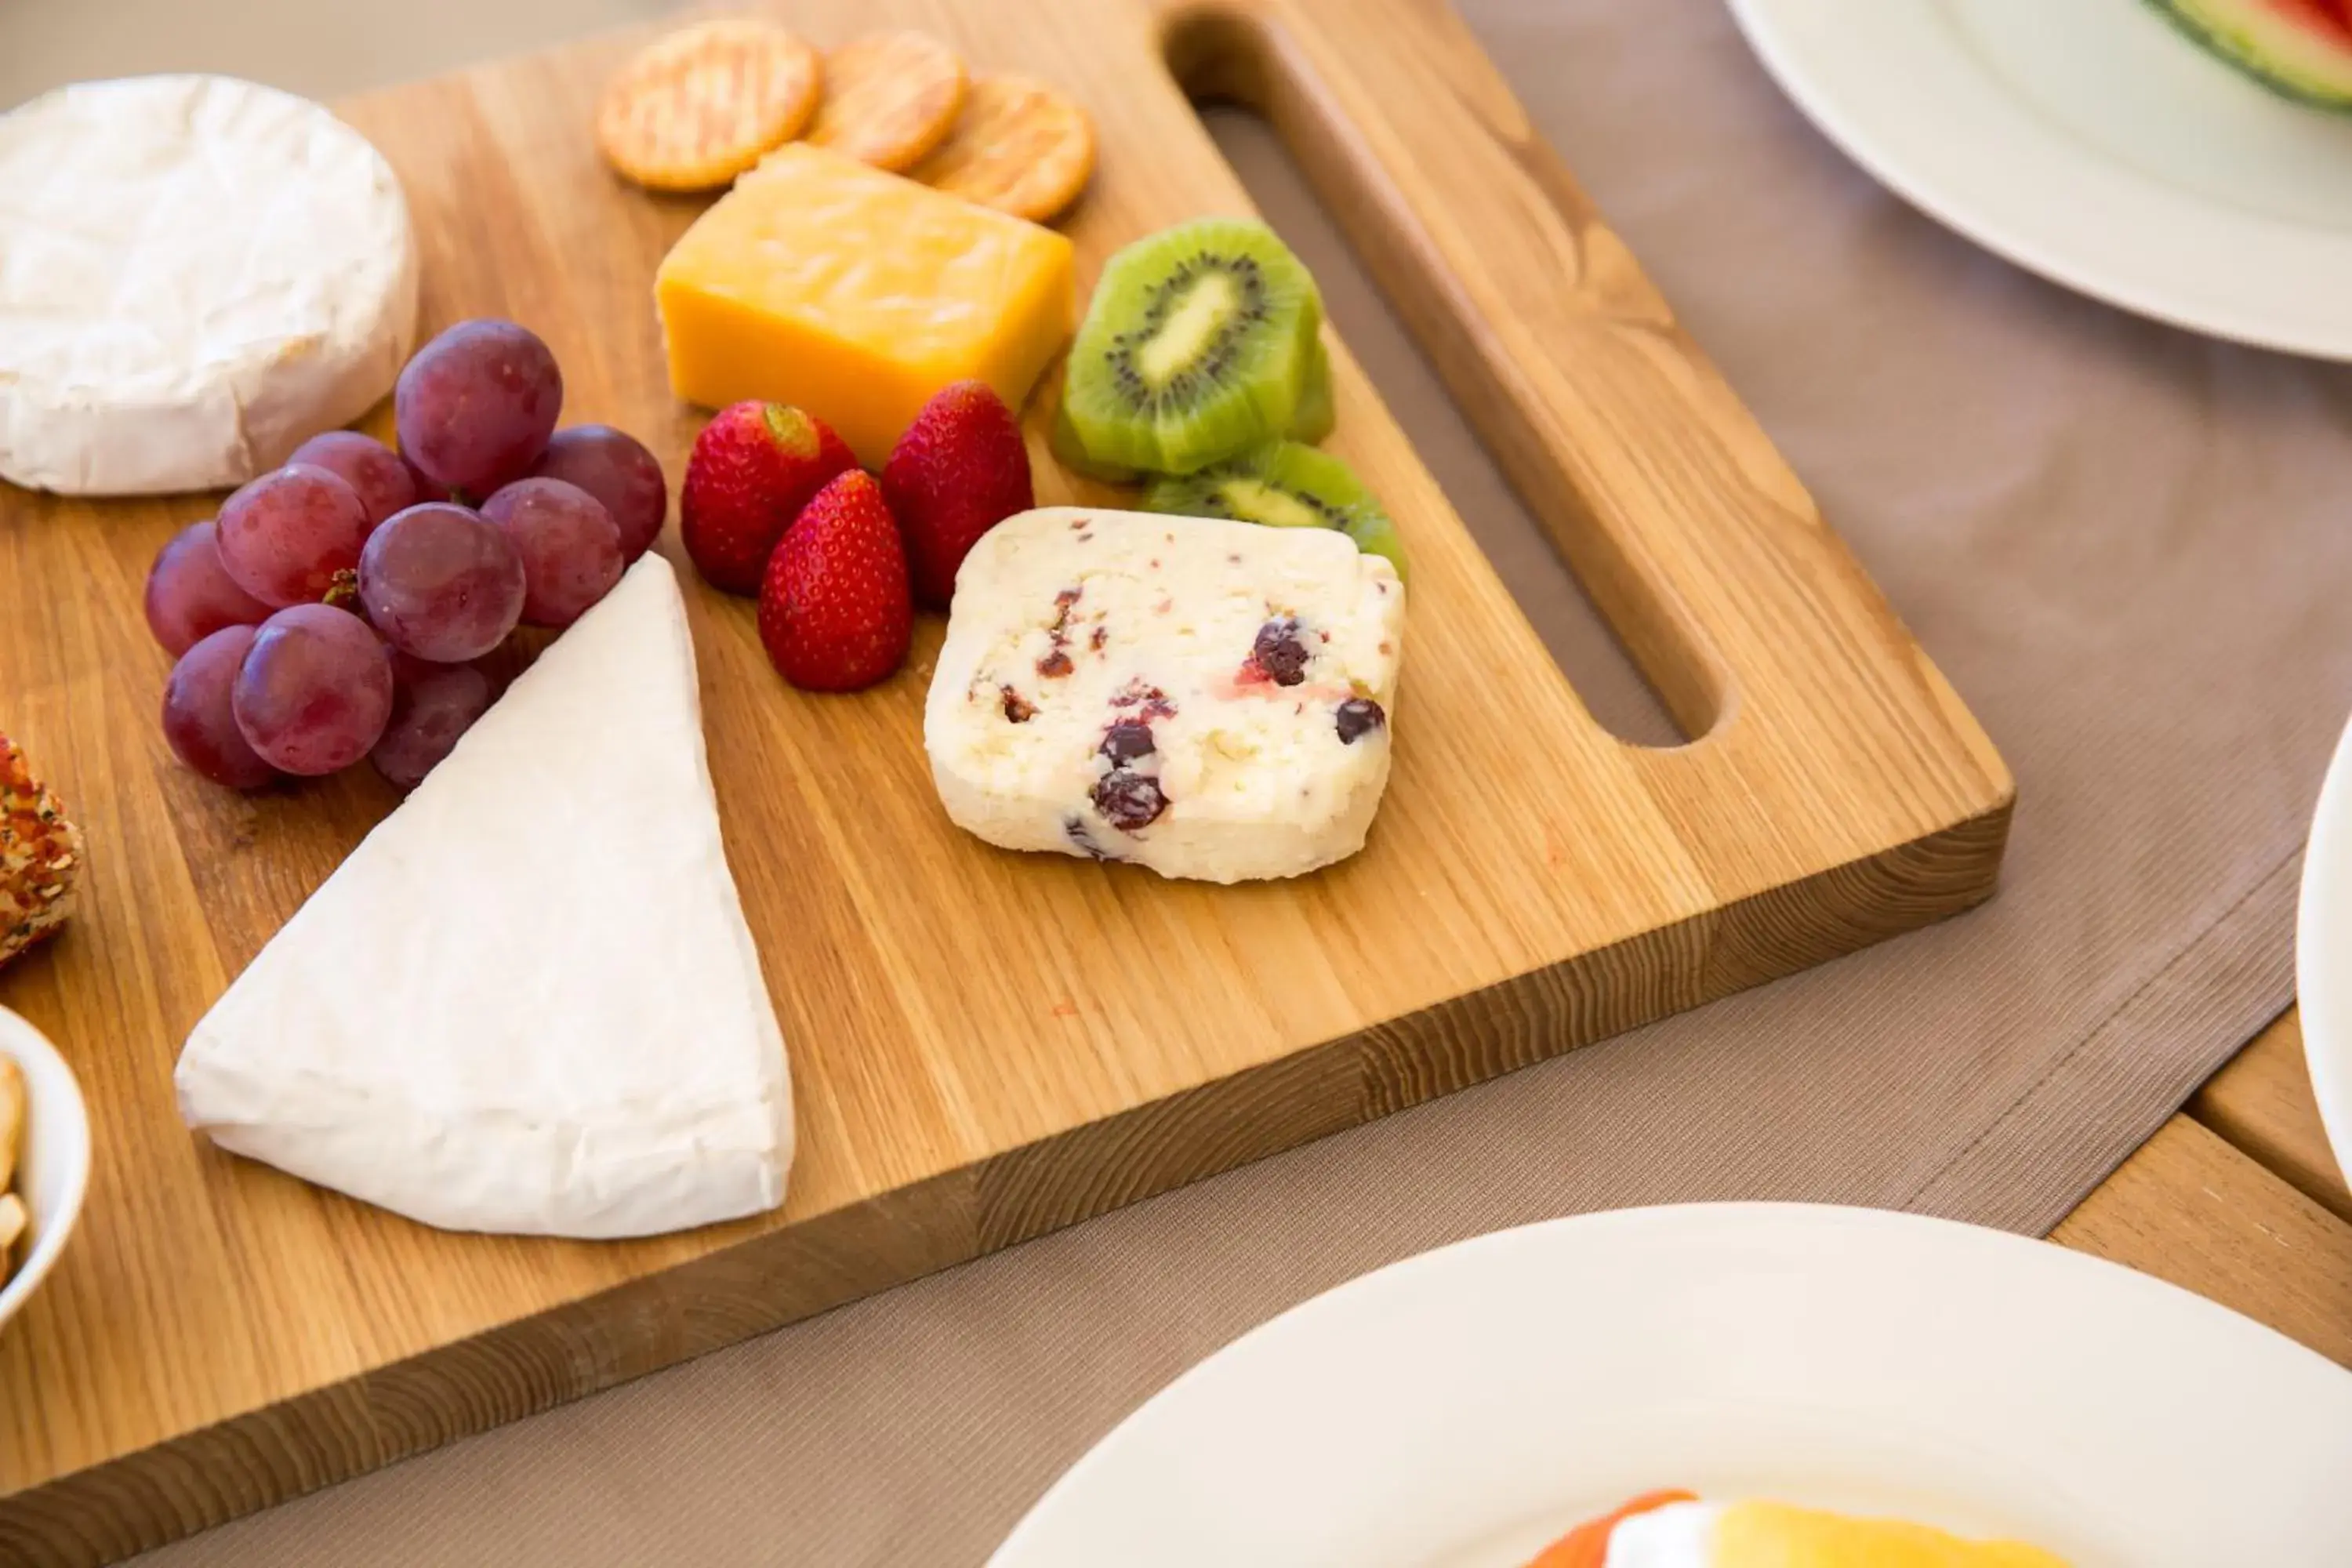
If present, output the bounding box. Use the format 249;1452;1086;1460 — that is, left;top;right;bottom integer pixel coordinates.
0;0;2013;1559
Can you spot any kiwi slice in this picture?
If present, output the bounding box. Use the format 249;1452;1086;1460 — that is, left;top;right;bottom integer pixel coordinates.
1289;335;1334;445
1052;327;1327;481
1049;395;1140;485
1142;440;1406;580
1062;217;1323;477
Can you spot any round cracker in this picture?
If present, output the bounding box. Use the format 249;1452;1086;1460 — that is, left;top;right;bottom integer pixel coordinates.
913;75;1096;223
597;18;822;192
803;31;967;172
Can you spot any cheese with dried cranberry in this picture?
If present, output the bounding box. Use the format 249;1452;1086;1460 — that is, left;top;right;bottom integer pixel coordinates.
924;507;1405;884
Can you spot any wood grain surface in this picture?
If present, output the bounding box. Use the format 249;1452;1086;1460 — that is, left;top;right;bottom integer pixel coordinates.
2057;1011;2352;1369
0;0;2010;1559
2193;1008;2352;1223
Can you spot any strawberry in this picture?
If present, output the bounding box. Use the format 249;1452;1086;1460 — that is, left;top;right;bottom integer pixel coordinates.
682;401;858;595
758;470;913;691
881;380;1034;608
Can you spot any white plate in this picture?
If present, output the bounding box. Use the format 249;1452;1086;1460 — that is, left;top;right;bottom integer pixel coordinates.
0;1004;89;1332
992;1203;2352;1567
2298;714;2352;1190
1726;0;2352;358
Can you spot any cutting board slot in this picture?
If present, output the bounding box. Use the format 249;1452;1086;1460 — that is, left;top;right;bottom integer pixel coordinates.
1160;0;1730;748
1195;103;1684;748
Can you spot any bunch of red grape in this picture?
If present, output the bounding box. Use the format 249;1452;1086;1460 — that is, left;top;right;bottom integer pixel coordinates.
148;320;668;793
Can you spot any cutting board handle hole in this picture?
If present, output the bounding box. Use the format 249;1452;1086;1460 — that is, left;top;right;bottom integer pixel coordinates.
1161;5;1693;747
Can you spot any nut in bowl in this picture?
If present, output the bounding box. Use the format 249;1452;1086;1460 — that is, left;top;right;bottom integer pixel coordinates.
0;1006;90;1333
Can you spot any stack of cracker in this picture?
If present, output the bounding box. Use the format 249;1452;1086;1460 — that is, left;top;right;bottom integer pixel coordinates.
597;17;1095;222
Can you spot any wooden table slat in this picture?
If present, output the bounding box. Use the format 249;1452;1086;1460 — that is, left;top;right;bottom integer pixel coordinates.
2190;1008;2352;1225
2052;1111;2352;1368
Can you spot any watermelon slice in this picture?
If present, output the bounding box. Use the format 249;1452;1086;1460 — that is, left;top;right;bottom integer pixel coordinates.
2149;0;2352;110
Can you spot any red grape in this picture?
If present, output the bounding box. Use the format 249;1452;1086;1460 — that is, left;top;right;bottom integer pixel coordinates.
372;654;495;789
395;320;563;497
358;503;526;663
403;452;451;504
481;477;624;628
216;464;371;608
530;425;666;562
287;431;418;530
232;604;394;776
144;520;270;656
162;626;280;789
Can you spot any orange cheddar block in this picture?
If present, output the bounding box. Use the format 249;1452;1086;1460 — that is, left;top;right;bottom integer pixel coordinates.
655;143;1076;466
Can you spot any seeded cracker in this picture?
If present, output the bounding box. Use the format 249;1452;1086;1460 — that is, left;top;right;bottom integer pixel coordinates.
0;731;80;971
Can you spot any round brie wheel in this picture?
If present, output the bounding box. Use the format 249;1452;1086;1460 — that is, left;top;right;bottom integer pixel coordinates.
0;75;420;497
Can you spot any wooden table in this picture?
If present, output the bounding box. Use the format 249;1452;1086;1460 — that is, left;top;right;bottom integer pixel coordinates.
2055;1006;2352;1367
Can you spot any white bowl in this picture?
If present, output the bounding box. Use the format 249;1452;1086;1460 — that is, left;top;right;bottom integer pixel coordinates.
0;1004;89;1332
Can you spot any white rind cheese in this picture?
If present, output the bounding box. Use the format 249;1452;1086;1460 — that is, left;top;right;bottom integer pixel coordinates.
175;555;795;1239
925;508;1406;884
0;74;419;496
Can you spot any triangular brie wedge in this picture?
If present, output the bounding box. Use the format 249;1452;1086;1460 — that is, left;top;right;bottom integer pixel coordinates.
176;554;793;1238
